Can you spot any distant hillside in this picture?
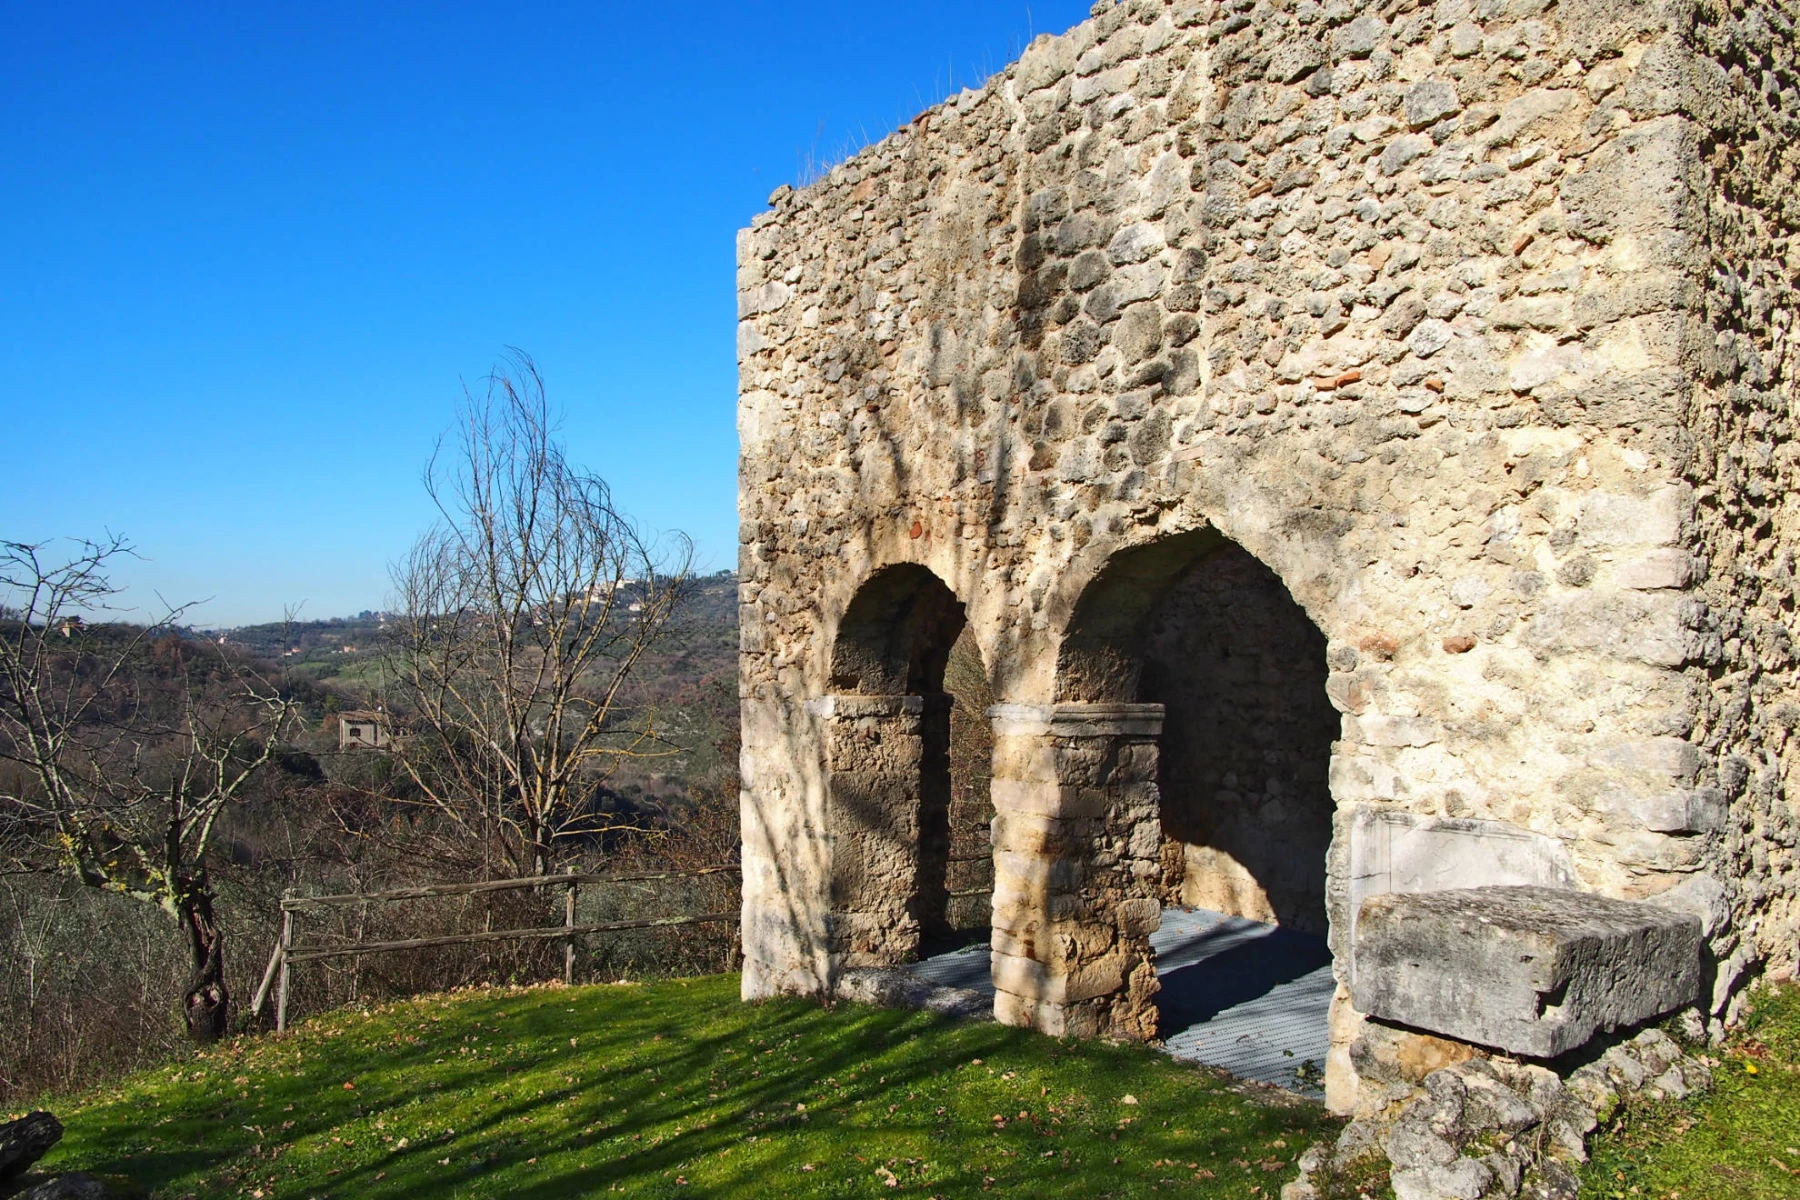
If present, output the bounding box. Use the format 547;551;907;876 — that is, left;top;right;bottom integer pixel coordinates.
222;570;742;804
222;568;732;672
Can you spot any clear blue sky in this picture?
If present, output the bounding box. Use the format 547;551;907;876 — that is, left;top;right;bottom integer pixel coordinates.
1;1;1090;626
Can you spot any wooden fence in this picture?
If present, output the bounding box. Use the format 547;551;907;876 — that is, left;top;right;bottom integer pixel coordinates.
249;865;740;1031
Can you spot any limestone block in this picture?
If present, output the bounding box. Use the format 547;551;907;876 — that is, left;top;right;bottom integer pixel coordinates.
1115;897;1161;934
1348;807;1576;936
1557;0;1694;60
1014;33;1076;93
1526;590;1693;666
989;741;1062;786
1590;735;1703;780
1578;487;1687;548
993;949;1051;993
993;986;1046;1030
990;779;1110;819
989;810;1068;855
992;950;1125;1005
993;881;1089;927
989;895;1043;944
1267;37;1325;84
1351;715;1439;747
986;703;1165;739
1646;873;1729;937
1613;548;1695;590
994;848;1083;894
1062;953;1128;1004
1332;14;1386;58
737;280;791;319
836;968;990;1019
1561;117;1699;253
1352;886;1702;1057
994;988;1101;1038
1607;787;1726;834
1404;80;1461;129
1347;1018;1482;1093
828;911;921;967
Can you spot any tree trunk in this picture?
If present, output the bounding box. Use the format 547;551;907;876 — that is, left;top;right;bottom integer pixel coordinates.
178;879;229;1041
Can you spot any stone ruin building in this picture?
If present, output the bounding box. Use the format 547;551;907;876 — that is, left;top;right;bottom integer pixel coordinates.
734;0;1799;1119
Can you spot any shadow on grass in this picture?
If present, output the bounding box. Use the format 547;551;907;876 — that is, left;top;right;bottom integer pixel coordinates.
55;974;1334;1199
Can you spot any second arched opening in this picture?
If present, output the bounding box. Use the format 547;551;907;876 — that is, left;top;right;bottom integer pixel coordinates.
1007;529;1338;1088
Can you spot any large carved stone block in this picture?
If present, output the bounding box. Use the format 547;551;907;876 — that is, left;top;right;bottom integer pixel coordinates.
1352;886;1702;1058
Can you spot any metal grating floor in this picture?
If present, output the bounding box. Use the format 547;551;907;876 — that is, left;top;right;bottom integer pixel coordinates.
906;906;1333;1098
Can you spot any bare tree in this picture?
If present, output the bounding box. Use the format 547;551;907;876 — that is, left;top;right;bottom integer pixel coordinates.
385;354;693;878
0;536;296;1040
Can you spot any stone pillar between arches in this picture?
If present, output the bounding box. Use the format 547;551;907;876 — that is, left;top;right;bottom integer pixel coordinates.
986;703;1165;1041
811;693;953;971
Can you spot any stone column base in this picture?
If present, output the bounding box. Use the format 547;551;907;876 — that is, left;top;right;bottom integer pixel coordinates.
987;702;1165;1042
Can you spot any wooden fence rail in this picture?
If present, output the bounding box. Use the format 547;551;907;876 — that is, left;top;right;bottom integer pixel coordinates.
250;864;740;1032
278;865;742;909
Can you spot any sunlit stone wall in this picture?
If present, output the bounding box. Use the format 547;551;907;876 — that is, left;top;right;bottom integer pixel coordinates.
736;0;1798;1113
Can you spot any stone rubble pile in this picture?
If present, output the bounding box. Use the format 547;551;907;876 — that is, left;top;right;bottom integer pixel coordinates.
1284;1028;1713;1200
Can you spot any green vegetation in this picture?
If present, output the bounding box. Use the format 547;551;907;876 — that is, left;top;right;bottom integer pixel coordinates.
41;973;1339;1199
40;972;1800;1199
0;571;744;1104
1582;982;1800;1200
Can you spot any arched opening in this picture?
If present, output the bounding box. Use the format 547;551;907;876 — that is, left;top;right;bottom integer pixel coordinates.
1143;543;1336;932
829;564;965;697
822;566;993;968
1054;531;1336;1090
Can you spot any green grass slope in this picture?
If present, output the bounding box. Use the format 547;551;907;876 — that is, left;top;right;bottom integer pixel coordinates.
1583;982;1800;1200
39;974;1340;1199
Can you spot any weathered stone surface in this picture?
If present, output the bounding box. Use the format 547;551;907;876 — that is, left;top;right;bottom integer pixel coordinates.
1346;808;1576;948
1404;81;1461;130
1352;886;1701;1057
1296;1028;1712;1200
0;1112;62;1182
738;0;1800;1118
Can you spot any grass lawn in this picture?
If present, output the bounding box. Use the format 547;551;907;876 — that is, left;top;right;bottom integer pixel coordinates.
36;973;1344;1199
1582;982;1800;1200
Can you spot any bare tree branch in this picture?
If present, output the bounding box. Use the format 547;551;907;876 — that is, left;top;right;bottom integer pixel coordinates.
383;353;694;878
0;538;298;1039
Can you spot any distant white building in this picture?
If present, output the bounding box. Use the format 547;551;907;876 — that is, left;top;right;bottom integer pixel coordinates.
337;710;390;751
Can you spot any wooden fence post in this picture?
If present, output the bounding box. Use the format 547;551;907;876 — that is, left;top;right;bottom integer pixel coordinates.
277;890;294;1033
563;867;577;986
249;932;285;1020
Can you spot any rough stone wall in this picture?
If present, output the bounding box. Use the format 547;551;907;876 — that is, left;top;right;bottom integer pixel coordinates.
1287;1027;1714;1200
737;0;1798;1112
816;695;953;966
945;630;999;933
1144;542;1338;929
1680;0;1800;1017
